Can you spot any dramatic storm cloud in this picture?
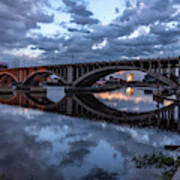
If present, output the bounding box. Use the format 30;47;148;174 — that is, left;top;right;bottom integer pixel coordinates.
0;0;179;67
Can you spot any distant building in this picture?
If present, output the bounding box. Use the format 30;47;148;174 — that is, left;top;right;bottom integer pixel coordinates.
109;76;119;82
94;80;106;86
47;74;61;82
143;74;157;83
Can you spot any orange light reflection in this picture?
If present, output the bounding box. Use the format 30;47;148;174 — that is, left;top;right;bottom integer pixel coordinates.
114;71;125;75
94;91;151;104
163;100;173;107
126;87;134;96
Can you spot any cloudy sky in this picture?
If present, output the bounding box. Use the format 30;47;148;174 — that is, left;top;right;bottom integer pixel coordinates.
0;0;180;67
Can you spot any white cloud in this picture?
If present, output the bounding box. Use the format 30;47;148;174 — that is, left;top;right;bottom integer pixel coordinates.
4;45;45;59
0;0;180;66
92;38;108;50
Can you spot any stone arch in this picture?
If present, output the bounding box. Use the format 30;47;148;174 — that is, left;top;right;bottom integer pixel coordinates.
0;72;18;83
73;66;177;87
23;71;66;85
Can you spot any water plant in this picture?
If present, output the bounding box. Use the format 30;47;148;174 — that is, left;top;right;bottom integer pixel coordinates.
132;152;180;180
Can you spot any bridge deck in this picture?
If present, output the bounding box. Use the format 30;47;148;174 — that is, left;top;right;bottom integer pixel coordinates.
2;57;180;71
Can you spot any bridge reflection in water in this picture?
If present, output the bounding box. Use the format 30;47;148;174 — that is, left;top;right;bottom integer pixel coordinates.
0;89;180;132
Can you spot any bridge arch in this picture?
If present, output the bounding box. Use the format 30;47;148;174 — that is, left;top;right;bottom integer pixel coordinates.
73;66;177;87
23;71;66;85
0;72;18;83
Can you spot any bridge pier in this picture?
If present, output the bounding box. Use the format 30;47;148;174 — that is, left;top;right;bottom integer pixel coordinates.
178;61;180;85
67;66;74;85
178;106;180;132
148;62;152;72
176;94;180;132
140;62;143;70
158;62;162;74
152;62;156;73
81;66;85;76
171;67;176;80
162;67;167;76
66;96;74;114
167;62;171;79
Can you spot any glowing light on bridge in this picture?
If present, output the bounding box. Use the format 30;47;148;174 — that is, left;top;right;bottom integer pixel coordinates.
163;100;173;107
126;73;134;82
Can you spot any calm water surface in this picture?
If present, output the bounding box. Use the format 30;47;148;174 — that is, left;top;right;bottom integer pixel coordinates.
0;86;180;180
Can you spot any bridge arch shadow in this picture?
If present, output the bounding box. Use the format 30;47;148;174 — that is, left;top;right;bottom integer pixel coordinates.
0;90;177;130
72;93;174;121
73;66;176;87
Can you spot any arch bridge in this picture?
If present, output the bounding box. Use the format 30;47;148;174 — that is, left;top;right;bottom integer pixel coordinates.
0;57;180;87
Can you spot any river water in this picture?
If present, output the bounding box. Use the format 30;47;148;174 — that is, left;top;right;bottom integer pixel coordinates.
0;86;180;180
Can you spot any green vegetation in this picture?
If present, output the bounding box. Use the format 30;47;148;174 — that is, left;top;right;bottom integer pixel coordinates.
0;174;6;180
132;152;180;180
